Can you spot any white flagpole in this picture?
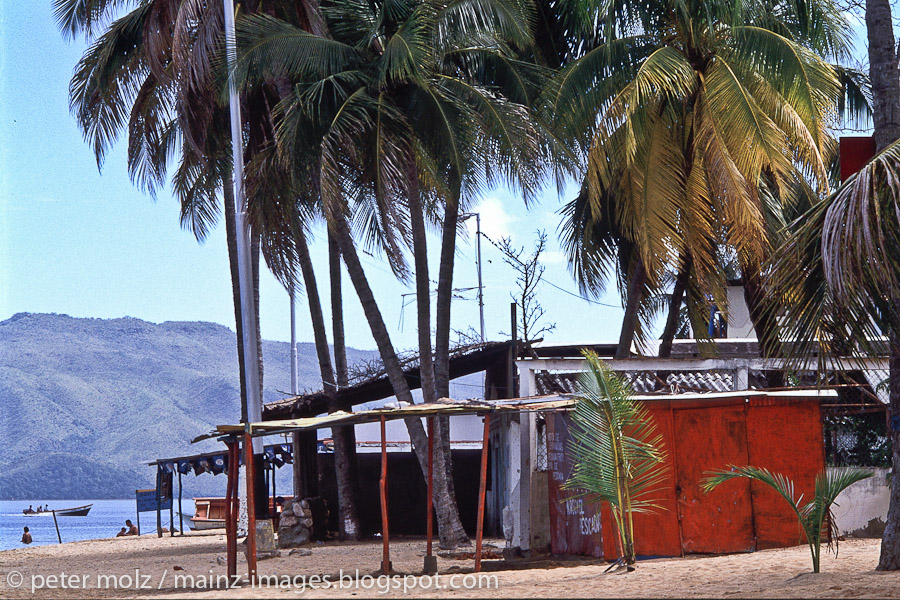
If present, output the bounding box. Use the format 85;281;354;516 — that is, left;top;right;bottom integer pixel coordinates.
223;0;263;536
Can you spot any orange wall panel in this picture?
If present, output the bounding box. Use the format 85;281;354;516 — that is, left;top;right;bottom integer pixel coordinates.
745;397;825;549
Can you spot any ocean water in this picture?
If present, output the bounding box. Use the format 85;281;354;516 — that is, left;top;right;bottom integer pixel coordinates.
0;500;185;552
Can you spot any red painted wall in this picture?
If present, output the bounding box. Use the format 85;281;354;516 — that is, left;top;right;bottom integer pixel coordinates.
548;392;825;559
840;136;876;182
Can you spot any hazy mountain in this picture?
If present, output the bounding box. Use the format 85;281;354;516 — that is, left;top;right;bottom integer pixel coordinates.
0;312;375;500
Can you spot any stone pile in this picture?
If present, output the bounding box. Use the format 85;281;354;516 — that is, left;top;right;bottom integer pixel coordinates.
277;499;314;548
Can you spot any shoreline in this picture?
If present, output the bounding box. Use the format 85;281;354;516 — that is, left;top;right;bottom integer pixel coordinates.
2;534;899;598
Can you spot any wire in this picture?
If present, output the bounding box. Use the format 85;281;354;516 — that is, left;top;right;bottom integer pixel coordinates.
477;230;623;310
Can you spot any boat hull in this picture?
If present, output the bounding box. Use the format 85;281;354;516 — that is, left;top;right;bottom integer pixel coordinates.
189;518;225;531
23;504;92;517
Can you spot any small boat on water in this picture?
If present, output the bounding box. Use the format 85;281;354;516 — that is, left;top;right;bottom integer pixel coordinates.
23;504;93;517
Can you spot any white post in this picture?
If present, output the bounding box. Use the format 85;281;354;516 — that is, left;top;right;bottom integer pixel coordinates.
290;287;298;396
224;0;263;537
223;0;263;446
476;213;484;342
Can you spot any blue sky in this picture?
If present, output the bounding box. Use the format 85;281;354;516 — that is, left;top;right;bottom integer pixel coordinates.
0;2;631;352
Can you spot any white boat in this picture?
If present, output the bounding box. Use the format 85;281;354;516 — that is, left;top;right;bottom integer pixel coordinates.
187;498;226;530
23;504;93;517
185;496;291;530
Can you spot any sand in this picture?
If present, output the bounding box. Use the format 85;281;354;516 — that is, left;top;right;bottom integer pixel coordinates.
1;531;899;598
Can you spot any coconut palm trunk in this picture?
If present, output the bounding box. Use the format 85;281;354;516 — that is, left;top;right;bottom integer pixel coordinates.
327;231;362;522
331;211;468;546
407;190;439;404
616;257;647;359
658;261;689;358
432;188;470;546
329;233;350;388
865;0;900;570
294;227;361;539
223;183;250;423
881;332;900;570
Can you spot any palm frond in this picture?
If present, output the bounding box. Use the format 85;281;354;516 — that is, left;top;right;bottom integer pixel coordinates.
564;351;669;564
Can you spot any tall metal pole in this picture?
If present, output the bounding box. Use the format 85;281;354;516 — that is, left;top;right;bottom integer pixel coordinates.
475;213;484;342
223;0;263;447
290;287;298;396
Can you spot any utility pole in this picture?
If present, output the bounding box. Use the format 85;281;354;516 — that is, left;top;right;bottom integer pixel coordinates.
460;212;485;342
223;0;265;534
290;287;299;396
223;0;263;438
475;213;484;342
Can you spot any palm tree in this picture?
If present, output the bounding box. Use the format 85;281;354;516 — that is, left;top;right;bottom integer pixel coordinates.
702;466;872;573
767;142;900;570
547;0;858;357
564;351;669;567
235;0;550;546
55;0;327;517
862;0;900;570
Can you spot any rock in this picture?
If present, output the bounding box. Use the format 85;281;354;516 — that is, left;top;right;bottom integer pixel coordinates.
300;500;310;510
256;549;280;561
289;548;312;557
277;526;310;548
278;513;298;528
216;555;226;565
292;502;304;516
300;518;314;528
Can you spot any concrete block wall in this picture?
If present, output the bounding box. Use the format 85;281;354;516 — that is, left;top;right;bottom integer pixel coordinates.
831;467;891;538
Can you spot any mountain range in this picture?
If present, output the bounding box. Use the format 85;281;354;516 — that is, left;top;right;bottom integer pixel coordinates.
0;312;377;500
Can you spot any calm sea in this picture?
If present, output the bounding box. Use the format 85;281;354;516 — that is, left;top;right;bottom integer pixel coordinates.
0;500;185;551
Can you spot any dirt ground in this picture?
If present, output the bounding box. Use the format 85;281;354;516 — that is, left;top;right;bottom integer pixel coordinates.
1;531;899;598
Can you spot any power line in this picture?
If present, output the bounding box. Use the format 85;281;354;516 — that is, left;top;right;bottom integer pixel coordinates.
477;230;623;310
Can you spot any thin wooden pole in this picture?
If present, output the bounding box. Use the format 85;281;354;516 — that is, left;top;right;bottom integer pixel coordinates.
178;470;184;535
226;441;237;578
474;413;491;573
424;416;436;574
245;432;258;582
156;466;163;538
52;510;62;544
169;472;175;537
380;416;390;574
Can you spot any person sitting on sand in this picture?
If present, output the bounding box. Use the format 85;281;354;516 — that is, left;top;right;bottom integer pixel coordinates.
116;527;127;537
21;527;32;544
125;519;139;536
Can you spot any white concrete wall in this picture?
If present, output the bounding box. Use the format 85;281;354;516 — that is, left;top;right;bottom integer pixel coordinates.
726;285;757;339
831;467;891;538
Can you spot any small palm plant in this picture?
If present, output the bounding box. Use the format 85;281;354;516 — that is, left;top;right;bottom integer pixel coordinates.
702;466;872;573
564;351;669;569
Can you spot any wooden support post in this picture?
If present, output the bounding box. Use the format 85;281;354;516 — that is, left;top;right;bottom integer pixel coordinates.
245;432;258;583
424;416;437;574
508;303;517;397
178;470;184;535
380;416;390;574
52;510;62;544
226;440;237;579
156;465;163;539
169;474;175;537
475;413;491;573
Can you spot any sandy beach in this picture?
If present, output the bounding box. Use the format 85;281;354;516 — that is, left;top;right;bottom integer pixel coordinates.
2;532;899;598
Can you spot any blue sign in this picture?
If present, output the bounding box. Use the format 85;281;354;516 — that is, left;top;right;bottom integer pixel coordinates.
136;489;172;513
